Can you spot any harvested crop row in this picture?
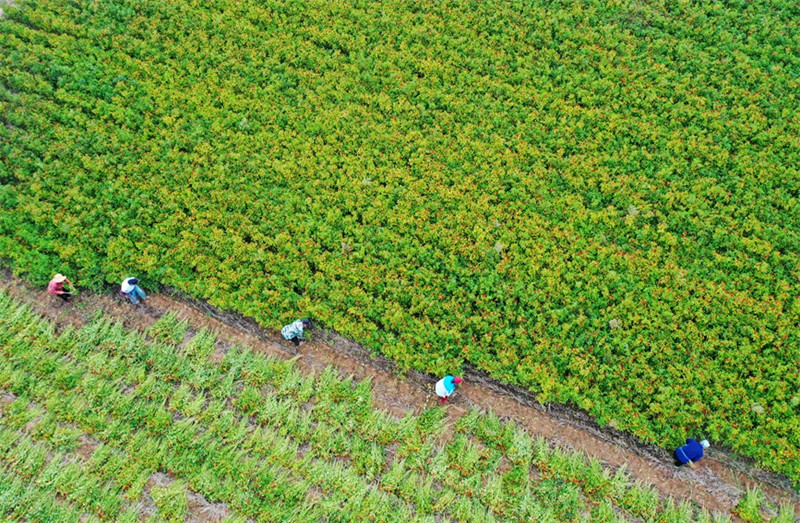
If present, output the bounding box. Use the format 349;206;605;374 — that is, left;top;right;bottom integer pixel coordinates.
0;290;761;521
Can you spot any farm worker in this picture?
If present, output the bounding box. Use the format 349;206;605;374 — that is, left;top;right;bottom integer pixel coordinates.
120;277;147;304
47;274;73;302
435;375;463;403
674;438;710;468
281;318;311;347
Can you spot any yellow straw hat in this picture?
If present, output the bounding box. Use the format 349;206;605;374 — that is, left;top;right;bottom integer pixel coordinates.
52;274;68;283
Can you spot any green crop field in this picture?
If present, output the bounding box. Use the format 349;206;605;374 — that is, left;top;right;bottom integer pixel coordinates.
1;0;799;485
7;290;784;522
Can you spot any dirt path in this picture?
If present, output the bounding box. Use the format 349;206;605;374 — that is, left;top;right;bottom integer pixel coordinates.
1;272;798;520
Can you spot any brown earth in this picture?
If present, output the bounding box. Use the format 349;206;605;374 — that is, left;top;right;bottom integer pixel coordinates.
1;272;798;520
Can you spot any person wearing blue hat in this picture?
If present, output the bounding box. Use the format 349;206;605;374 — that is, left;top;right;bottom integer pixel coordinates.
121;277;147;304
674;438;710;468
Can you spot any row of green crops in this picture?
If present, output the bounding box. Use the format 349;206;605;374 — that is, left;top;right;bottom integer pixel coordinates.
1;289;778;522
1;0;799;483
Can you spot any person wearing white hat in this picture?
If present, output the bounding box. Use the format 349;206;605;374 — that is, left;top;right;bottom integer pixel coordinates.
674;438;710;468
47;274;73;302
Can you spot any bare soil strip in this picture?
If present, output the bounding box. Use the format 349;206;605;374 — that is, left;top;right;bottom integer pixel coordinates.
1;272;797;519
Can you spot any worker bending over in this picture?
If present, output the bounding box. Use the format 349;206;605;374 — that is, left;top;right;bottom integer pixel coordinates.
435;375;463;403
282;318;311;347
48;274;73;302
121;277;147;304
674;438;710;468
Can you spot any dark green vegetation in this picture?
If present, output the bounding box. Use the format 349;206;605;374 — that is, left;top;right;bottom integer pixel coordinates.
1;0;799;483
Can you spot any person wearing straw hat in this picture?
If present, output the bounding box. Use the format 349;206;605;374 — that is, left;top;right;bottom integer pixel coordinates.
435;375;463;404
47;274;73;302
120;277;148;304
674;438;710;468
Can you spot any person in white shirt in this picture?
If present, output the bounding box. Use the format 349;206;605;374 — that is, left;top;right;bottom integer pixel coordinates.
121;277;147;304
